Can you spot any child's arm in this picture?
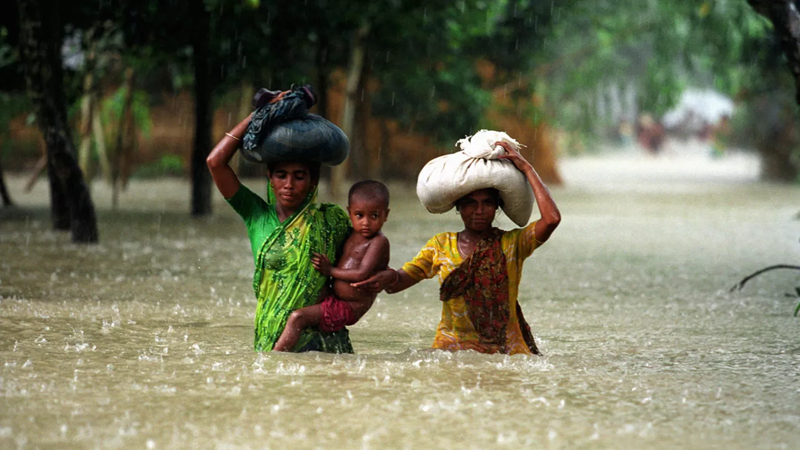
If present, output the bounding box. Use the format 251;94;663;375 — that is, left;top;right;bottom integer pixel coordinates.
312;236;390;282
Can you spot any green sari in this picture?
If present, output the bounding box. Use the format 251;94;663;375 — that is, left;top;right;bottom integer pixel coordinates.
227;183;352;352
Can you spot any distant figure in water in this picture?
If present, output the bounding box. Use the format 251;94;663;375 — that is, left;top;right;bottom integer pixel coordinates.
637;114;666;155
273;180;391;351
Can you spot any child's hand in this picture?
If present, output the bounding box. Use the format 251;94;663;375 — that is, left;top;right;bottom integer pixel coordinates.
311;253;332;276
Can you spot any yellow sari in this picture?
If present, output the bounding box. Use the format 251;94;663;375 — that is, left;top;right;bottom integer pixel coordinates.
402;221;540;355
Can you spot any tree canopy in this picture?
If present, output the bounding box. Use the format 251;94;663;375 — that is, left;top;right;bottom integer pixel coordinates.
1;0;799;242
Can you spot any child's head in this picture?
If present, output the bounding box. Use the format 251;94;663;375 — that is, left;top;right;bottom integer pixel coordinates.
347;180;390;238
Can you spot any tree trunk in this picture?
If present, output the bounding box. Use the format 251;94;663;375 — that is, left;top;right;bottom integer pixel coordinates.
119;75;136;191
92;113;111;183
333;23;369;198
595;83;606;135
609;83;622;125
78;50;95;179
354;64;376;179
112;67;135;209
24;151;47;192
0;159;12;207
747;0;800;104
18;0;98;243
745;1;800;182
46;154;70;230
316;41;332;186
235;80;253;176
316;39;329;119
190;0;213;216
46;127;99;241
378;120;392;180
760;144;798;182
758;114;799;182
624;82;637;125
531;126;563;186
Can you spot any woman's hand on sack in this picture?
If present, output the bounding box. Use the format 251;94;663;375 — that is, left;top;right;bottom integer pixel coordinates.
270;91;289;104
311;253;332;276
495;141;532;173
495;140;561;243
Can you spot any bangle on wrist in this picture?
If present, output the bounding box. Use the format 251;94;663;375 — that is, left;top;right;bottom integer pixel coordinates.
225;132;241;141
389;270;400;286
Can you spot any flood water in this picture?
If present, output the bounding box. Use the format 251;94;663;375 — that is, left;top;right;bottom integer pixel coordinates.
1;147;799;449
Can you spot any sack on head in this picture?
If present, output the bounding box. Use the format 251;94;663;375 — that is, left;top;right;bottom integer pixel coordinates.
416;130;534;227
241;87;349;166
241;114;349;166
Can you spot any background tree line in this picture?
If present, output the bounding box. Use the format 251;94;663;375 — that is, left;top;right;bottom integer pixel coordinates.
0;0;798;244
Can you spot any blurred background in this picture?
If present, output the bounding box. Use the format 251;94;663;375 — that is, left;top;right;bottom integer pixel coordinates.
2;3;800;448
0;0;799;234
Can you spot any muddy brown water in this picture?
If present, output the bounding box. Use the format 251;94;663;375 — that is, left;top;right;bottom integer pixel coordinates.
1;149;799;449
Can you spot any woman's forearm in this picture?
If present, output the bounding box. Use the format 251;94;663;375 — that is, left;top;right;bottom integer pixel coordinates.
208;116;250;168
207;115;251;199
522;165;560;243
351;268;419;294
385;269;418;294
523;166;560;226
495;140;560;235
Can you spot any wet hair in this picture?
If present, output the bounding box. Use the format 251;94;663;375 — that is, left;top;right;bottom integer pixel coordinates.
348;180;390;209
266;161;321;184
454;188;504;211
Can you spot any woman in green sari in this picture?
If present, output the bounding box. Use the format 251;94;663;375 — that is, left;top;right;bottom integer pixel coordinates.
207;112;352;352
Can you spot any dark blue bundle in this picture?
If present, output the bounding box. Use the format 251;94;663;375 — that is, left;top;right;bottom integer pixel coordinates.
241;87;349;166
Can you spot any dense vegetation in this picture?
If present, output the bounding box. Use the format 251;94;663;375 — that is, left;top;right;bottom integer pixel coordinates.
1;0;798;243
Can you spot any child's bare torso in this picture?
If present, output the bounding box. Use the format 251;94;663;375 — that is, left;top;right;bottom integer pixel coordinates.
332;233;389;318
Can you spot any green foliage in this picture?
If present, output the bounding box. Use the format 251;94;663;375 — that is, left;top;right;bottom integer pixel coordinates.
101;86;153;138
0;27;15;70
0;93;31;137
8;0;796;180
132;155;185;178
369;1;505;142
542;0;776;139
0;22;29;145
3;0;568;157
0;93;34;165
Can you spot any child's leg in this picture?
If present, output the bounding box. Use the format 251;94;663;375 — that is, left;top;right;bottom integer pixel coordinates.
273;304;323;352
344;301;367;325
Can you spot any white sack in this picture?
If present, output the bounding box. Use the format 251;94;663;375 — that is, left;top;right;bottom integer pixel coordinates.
416;130;534;227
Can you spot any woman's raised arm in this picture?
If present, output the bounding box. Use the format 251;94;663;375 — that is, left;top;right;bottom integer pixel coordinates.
495;141;561;243
207;114;252;199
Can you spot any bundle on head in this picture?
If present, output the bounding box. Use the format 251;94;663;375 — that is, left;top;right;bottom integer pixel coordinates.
416;130;534;227
241;84;348;167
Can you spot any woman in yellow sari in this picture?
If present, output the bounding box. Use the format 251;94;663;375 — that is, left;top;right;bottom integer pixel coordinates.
355;141;560;355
